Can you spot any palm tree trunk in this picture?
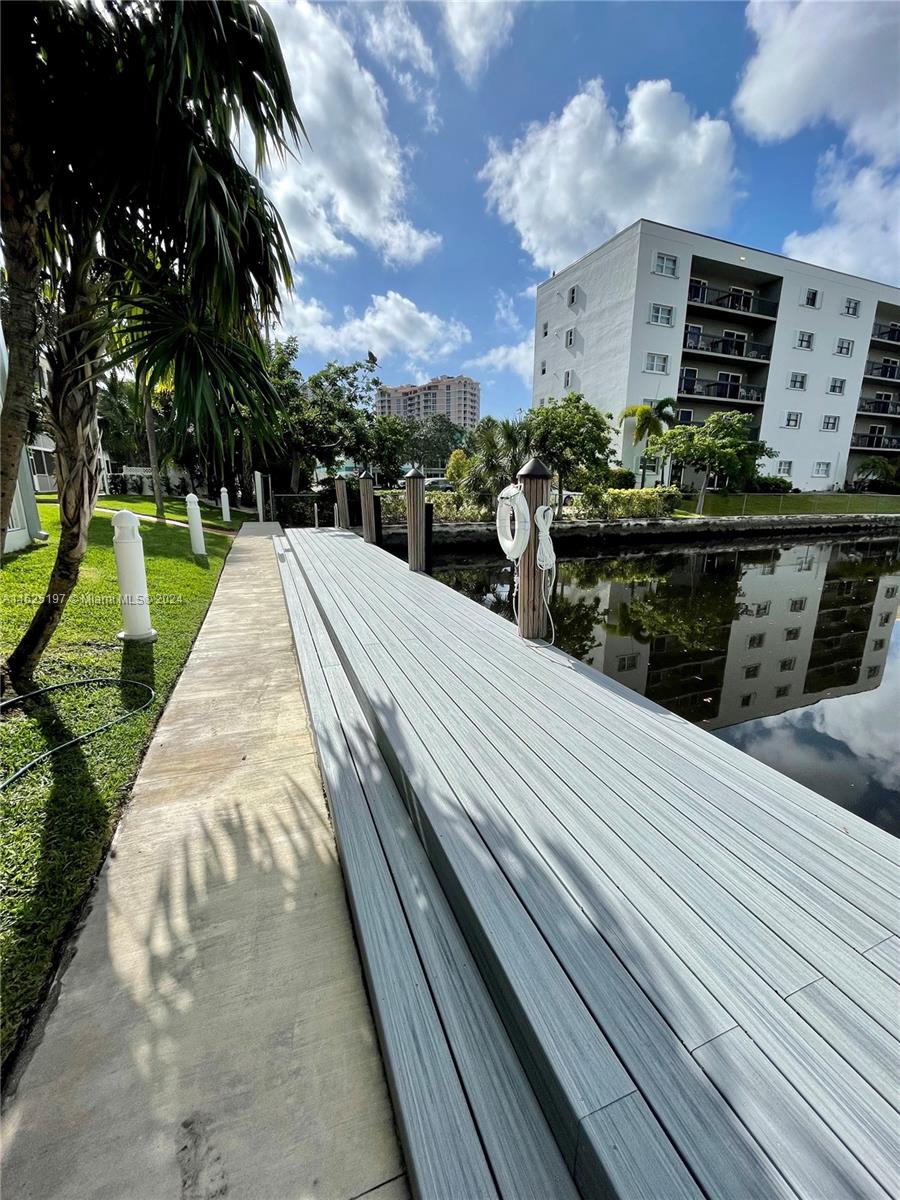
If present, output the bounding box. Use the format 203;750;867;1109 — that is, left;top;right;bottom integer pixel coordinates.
8;244;103;685
143;385;165;520
696;469;709;515
0;205;41;555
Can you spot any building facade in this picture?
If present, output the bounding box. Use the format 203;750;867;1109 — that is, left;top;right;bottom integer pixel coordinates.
532;220;900;490
376;374;481;430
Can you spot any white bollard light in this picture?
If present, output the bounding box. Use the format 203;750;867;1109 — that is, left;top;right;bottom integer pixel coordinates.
220;486;231;523
254;470;264;522
112;510;158;643
185;493;206;556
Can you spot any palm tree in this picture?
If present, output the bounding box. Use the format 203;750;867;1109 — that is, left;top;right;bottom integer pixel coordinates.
620;397;677;487
464;417;533;505
6;1;303;683
853;456;896;488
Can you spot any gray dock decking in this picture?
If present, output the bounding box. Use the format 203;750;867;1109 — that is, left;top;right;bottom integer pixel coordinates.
277;526;899;1200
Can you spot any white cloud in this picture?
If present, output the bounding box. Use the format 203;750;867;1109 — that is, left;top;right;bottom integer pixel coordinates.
782;152;900;284
518;283;539;301
261;1;440;266
465;333;534;386
364;3;440;132
440;1;518;86
494;289;523;333
479;78;737;272
734;1;900;167
278;290;470;365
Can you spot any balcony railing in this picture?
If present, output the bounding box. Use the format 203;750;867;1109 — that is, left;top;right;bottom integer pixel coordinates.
864;360;900;379
683;331;771;360
871;321;900;343
687;282;778;318
677;376;765;403
859;399;900;416
851;433;900;450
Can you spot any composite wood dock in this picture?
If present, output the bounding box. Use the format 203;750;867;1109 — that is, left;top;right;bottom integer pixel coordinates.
275;526;899;1200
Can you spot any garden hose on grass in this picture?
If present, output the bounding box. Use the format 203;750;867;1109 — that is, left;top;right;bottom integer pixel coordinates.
0;677;155;791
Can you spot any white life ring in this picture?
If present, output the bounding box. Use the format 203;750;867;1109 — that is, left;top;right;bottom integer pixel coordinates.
497;484;531;561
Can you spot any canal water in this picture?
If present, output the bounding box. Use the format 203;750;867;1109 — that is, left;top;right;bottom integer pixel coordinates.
435;536;900;835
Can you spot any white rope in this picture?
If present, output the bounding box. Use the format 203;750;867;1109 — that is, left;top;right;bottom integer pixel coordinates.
534;504;556;645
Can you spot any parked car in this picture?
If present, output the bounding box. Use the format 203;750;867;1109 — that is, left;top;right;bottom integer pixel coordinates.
550;488;580;506
424;478;456;491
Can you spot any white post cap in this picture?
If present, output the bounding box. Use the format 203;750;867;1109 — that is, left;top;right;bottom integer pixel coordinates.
112;509;141;542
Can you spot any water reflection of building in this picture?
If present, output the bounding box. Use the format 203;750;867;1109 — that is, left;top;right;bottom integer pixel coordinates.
583;540;899;730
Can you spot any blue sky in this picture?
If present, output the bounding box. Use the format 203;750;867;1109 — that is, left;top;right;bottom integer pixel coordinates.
263;1;899;418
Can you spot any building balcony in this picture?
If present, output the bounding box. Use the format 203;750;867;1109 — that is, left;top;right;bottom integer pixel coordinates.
851;433;900;451
858;399;900;416
682;331;771;361
864;360;900;381
677;376;765;403
686;282;778;319
871;321;900;345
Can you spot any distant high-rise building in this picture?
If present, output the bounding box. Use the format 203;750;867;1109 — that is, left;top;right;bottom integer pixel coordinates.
376;374;481;430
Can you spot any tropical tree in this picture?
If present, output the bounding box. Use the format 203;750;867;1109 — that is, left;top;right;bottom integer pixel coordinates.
620;397;676;487
853;456;896;488
6;1;303;683
445;448;471;485
406;413;464;471
647;411;777;514
464;417;532;504
368;414;410;486
525;392;614;517
286;359;377;489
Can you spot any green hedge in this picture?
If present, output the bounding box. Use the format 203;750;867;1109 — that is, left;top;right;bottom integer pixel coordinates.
378;490;492;523
573;485;682;519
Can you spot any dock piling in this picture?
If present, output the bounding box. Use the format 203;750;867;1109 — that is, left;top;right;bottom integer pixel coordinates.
360;471;376;543
335;477;350;529
516;458;552;640
405;468;426;571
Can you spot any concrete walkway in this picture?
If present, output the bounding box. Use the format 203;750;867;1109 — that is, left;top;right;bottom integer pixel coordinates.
2;524;406;1200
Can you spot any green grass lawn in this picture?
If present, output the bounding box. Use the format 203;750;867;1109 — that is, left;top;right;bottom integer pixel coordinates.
36;492;254;532
1;502;231;1063
686;492;900;517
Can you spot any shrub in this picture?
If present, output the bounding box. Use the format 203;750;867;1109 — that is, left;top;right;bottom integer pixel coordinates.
573;485;681;520
377;490;492;524
107;473;127;495
747;474;791;494
607;466;636;490
126;475;145;493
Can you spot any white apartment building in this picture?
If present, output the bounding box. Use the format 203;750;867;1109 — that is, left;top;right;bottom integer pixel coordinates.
376;374;481;430
532;220;900;491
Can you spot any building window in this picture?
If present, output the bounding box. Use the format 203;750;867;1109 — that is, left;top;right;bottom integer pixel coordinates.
540;360;546;376
542;321;548;337
835;337;854;356
744;663;761;679
655;252;678;277
776;685;792;698
563;369;571;389
886;585;898;598
761;563;776;575
777;460;792;476
803;287;819;307
617;653;639;672
748;633;765;649
740;693;755;708
796;331;814;350
866;665;881;680
780;657;796;672
812;461;831;477
788;373;807;390
755;602;770;617
783;410;802;427
650;303;674;326
676;408;693;424
821;415;840;431
567;285;577;306
565;328;575;349
878;611;891;626
645;352;669;373
843;297;860;317
790;597;807;613
785;626;801;640
873;638;886;651
829;377;846;395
